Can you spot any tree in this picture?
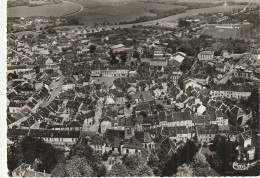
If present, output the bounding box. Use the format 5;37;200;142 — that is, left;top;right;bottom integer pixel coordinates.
178;18;190;27
179;140;199;164
51;159;67;177
174;164;193;177
37;146;64;173
8;136;64;174
122;154;154;176
102;152;109;161
7;145;22;173
108;162;129;177
156;104;164;111
109;50;119;65
65;156;93;177
148;151;162;176
179;58;195;72
209;136;239;173
140;111;148;118
119;51;128;64
191;152;219;176
89;45;96;53
70;143;106;176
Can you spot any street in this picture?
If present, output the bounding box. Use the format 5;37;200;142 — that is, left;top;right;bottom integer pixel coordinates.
82;106;102;132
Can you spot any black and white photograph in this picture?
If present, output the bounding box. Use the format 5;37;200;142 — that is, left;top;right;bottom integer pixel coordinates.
4;0;260;177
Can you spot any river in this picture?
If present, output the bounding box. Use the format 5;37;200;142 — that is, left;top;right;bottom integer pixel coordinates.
112;5;251;28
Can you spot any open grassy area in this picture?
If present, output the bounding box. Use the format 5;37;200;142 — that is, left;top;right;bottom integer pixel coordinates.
202;26;239;39
200;23;258;40
66;0;186;25
7;2;80;17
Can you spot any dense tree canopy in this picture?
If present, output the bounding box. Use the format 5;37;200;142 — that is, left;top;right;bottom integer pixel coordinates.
121;154;154;176
69;143;107;176
208;136;239;174
7;136;64;174
108;162;129;177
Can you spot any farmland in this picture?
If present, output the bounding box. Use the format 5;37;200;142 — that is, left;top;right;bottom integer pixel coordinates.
7;2;80;17
65;0;186;25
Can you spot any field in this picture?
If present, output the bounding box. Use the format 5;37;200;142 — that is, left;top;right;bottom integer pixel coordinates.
66;0;186;25
170;0;259;3
200;23;258;39
7;2;80;17
201;25;239;39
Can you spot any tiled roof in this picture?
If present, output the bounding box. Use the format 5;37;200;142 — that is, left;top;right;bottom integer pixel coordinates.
196;125;218;135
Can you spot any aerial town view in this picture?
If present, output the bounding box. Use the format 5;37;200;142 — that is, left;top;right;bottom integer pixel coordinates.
6;0;260;177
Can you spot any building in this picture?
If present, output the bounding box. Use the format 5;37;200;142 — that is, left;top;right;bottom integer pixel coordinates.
12;163;51;177
183;78;202;91
91;69;129;77
149;58;168;66
210;83;251;99
198;51;214;61
159;111;192;127
196;125;218;143
216;63;227;73
89;135;107;154
29;129;80;148
233;67;253;79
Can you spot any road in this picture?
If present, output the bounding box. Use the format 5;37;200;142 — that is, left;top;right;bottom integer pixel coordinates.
232;0;254;15
63;1;84;17
42;73;65;107
218;56;248;84
82;106;102;132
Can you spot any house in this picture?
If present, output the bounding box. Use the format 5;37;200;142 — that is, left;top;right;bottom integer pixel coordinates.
115;92;127;104
171;70;183;84
251;48;260;62
103;129;125;154
198;51;214;61
65;100;81;114
168;52;186;67
125;84;137;95
135;131;155;150
9;102;25;113
210;83;251;99
29;129;80;148
141;91;154;102
63;121;83;131
238;130;252;148
193;115;211;126
196;105;206;115
121;137;143;155
212;110;229;125
83;110;95;126
236;130;255;161
150;58;168;66
218;125;229;137
192;74;210;85
89;134;107;154
159;111;192;127
216;63;227;73
183;79;202;91
233;67;253;79
196;125;218;143
62;80;76;91
12;163;51;177
158;137;184;157
163;126;194;142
